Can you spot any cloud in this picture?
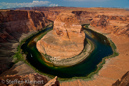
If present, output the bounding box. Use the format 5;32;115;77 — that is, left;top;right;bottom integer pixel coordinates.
0;0;50;9
49;4;58;7
64;0;108;2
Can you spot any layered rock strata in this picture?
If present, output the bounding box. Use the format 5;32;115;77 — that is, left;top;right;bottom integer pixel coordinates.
72;11;96;24
112;71;129;86
90;14;129;37
37;12;85;59
0;10;50;43
0;10;51;74
0;61;59;86
0;74;59;86
0;7;129;86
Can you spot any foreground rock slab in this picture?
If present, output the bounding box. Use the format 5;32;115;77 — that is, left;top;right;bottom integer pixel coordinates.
0;61;59;86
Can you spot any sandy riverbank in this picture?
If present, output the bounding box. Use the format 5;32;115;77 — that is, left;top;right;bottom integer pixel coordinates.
60;26;129;86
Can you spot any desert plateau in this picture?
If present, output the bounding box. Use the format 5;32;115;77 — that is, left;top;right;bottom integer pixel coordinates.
0;0;129;86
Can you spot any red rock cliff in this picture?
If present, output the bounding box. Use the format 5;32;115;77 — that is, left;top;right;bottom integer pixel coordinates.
0;10;50;43
72;11;96;24
90;14;129;37
0;10;51;74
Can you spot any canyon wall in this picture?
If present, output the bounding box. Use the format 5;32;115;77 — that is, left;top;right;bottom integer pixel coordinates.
72;11;96;24
13;7;98;23
0;10;50;43
90;14;129;37
1;7;129;86
0;9;51;74
44;10;96;24
0;9;59;86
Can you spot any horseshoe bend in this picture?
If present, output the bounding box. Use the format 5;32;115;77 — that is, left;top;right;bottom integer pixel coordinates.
0;7;129;86
37;13;85;59
36;12;93;66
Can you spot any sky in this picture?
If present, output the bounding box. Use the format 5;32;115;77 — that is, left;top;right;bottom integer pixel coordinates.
0;0;129;9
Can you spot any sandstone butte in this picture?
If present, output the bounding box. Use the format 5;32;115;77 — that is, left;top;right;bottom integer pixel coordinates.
36;12;85;59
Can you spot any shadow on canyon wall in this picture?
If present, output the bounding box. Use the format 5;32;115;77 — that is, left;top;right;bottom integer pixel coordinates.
0;9;51;74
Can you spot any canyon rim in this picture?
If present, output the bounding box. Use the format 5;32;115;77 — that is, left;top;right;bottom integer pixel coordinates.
0;6;129;86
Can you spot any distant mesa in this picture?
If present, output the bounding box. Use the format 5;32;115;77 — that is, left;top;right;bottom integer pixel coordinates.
36;12;85;59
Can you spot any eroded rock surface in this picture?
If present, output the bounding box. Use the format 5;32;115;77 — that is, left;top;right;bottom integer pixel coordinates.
90;14;129;37
72;11;96;24
0;10;50;43
1;7;129;86
37;12;85;59
112;71;129;86
0;61;59;86
0;73;48;86
44;76;60;86
0;9;51;74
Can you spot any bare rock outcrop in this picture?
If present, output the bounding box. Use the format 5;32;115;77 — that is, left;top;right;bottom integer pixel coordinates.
37;12;85;59
0;73;60;86
0;61;59;86
0;10;51;74
0;10;50;43
0;61;47;86
90;14;129;37
44;76;59;86
112;71;129;86
44;11;60;21
72;11;96;24
0;73;48;86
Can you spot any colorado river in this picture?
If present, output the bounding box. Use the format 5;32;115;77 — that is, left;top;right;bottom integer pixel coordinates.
21;25;114;79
